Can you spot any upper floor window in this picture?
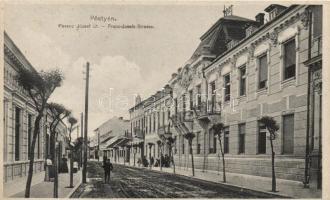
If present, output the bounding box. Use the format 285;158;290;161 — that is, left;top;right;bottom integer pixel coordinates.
239;66;247;96
224;126;229;154
182;94;186;114
210;81;216;111
258;54;268;89
224;74;230;102
189;90;194;110
174;98;178;115
283;39;296;80
196;85;202;110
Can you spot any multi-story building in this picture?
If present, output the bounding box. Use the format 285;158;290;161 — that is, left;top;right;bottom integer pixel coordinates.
128;4;322;188
3;32;68;182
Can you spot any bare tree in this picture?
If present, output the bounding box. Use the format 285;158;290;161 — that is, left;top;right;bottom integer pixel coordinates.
211;123;226;183
259;116;279;192
16;68;63;198
67;116;78;188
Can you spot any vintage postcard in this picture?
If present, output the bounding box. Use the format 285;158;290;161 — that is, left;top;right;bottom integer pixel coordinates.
1;0;327;199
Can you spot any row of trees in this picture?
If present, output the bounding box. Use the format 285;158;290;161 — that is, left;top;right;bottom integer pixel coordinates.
16;68;79;197
166;115;279;192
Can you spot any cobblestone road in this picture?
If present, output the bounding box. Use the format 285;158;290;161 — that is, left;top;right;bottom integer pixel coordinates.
72;161;284;198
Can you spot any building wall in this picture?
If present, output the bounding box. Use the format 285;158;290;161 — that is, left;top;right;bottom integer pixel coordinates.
3;33;67;183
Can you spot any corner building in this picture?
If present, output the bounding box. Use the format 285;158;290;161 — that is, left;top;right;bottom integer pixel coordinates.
128;4;322;187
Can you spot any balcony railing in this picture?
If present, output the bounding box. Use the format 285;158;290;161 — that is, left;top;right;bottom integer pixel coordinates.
311;36;322;58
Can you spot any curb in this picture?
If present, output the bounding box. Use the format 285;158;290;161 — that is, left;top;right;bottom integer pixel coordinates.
116;163;291;199
66;176;83;198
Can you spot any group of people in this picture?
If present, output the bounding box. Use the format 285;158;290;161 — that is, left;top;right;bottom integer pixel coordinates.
137;154;171;168
44;155;79;182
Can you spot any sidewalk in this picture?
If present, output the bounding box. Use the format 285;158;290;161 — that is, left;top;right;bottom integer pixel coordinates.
115;161;321;199
4;170;81;198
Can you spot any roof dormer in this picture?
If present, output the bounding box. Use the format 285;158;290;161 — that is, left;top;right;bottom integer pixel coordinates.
264;4;287;21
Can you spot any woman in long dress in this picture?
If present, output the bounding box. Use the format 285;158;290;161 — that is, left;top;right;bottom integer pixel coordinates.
60;155;69;173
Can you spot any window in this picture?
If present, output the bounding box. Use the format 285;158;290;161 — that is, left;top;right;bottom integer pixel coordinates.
258;122;267;154
174;136;177;154
189;90;194;110
209;129;217;154
162;110;165;126
182;140;185;154
174;98;178;115
283;114;294;154
224;74;230;102
284;39;296;80
15;107;21;161
210;81;216;112
224;127;229;154
28;114;33;160
149;115;151;133
196;85;202;110
153;113;156;132
238;123;246;154
258;54;268;89
239;66;247;96
182;94;186;114
157;111;160;127
196;132;201;154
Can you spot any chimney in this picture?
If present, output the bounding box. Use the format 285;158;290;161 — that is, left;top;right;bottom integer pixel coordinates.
255;13;265;26
118;117;123;120
171;73;177;79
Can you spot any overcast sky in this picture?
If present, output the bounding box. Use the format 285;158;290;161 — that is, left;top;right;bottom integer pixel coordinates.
4;1;290;137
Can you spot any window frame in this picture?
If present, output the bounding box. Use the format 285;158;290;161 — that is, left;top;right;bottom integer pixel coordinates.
223;73;231;102
257;53;268;90
238;123;246;154
283;38;296;81
239;65;247;97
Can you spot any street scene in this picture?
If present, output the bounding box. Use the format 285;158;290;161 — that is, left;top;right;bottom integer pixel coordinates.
3;2;323;199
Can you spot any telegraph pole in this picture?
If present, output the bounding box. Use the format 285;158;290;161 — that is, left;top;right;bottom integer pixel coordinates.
83;62;90;183
80;112;83;168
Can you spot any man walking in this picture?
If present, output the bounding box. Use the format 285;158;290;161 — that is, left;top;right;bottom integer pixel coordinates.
103;159;113;183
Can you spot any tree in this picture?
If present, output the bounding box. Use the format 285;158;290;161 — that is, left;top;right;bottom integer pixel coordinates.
183;132;195;176
67;116;78;188
47;103;71;197
212;122;226;183
156;140;164;171
16;68;63;198
166;136;176;174
259;116;279;192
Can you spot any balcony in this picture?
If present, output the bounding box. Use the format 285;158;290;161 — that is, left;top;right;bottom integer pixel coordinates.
194;100;221;123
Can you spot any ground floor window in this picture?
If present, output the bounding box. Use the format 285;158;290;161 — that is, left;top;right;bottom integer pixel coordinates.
258;122;267;154
283;114;294;154
224;127;229;154
15;107;21;161
238;123;245;154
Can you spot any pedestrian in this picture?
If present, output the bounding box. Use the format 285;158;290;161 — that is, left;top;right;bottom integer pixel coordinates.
103;159;113;183
150;156;154;167
59;155;69;173
73;161;78;173
44;155;53;182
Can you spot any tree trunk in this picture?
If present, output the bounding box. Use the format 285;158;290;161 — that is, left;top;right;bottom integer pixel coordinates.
69;149;74;188
218;137;226;183
189;140;195;176
54;141;59;198
25;114;42;197
270;138;276;192
171;147;176;174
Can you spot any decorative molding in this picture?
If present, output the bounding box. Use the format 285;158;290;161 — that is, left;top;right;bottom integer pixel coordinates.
300;9;310;30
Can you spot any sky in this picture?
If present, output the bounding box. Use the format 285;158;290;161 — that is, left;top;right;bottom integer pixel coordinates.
4;1;288;138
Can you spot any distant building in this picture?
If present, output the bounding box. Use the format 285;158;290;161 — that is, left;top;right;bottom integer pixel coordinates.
90;116;130;161
128;4;322;189
3;32;68;182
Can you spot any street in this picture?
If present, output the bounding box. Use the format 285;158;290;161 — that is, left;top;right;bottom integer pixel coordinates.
72;161;283;198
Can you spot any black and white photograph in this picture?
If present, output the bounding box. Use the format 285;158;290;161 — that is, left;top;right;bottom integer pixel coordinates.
2;1;326;199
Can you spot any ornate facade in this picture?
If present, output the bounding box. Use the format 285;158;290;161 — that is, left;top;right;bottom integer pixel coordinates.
128;4;322;187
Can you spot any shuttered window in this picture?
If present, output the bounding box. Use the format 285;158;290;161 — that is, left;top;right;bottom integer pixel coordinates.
283;114;294;154
238;123;245;154
258;54;268;89
284;39;296;80
224;127;229;154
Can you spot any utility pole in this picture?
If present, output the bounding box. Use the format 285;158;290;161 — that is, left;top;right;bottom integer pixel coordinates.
80;112;84;168
97;131;100;161
83;62;90;184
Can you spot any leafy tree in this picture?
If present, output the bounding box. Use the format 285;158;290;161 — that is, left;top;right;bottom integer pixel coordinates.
259;116;279;192
47;103;71;197
16;68;63;198
67;116;78;188
166;136;176;174
183;132;195;176
212;122;226;182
